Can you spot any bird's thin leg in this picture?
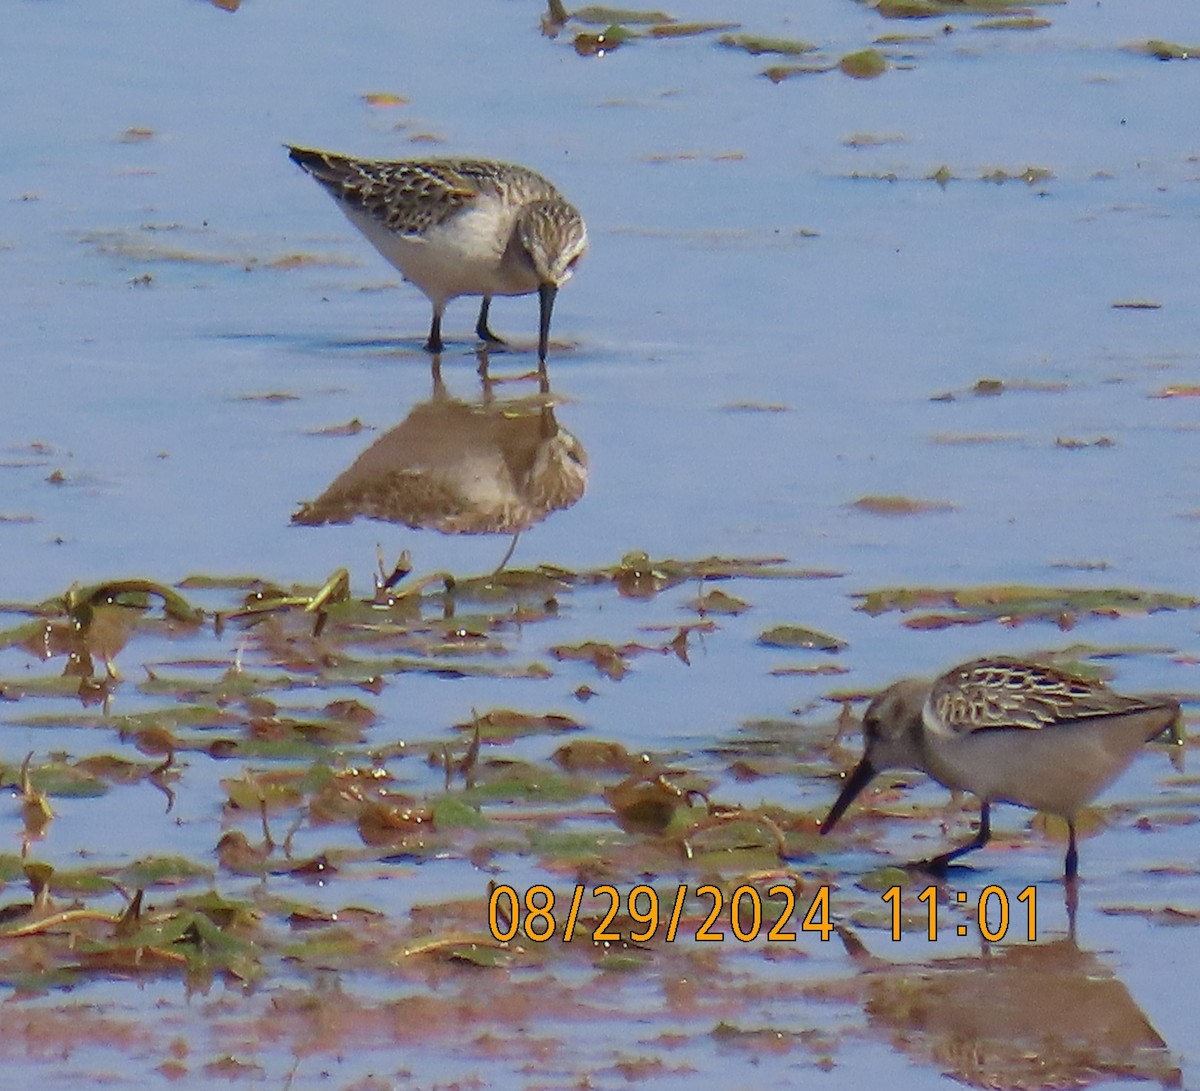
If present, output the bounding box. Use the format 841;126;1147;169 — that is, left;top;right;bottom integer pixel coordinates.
426;305;445;354
537;282;558;364
475;296;505;344
1065;818;1079;879
430;355;447;399
492;533;520;575
917;801;992;875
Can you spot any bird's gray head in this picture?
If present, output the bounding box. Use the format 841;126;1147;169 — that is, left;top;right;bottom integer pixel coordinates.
517;200;588;287
860;678;929;771
819;676;929;836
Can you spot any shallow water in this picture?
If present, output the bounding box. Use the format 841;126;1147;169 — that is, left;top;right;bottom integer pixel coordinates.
2;0;1199;1087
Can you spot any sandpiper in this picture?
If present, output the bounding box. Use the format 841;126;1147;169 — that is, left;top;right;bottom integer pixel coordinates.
820;657;1179;877
287;146;587;361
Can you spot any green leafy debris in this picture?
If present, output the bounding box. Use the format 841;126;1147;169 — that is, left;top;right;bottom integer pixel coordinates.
758;625;848;653
571;5;673;23
118;856;214;889
649;21;739;38
854;585;1199;629
839;48;888;78
692;589;751;615
452;708;584;741
717;33;816;56
981;166;1054;184
573;24;638;53
1134;39;1200;61
872;0;1063;16
977;16;1051;29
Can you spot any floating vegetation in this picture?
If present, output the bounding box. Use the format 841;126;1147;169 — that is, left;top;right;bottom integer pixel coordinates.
1131;39;1200;61
929;431;1024;446
981;166;1054;184
839;48;888;78
932;376;1070;401
758;625;848;653
360;91;409;107
649;21;740;38
641;150;746;163
717;33;817;57
544;0;738;57
1152;385;1200;399
573;24;638;55
571;4;673;23
850;495;957;516
451;708;584;741
976;16;1051;30
870;0;1063;18
854;584;1198;629
844;132;908;147
692;588;751;615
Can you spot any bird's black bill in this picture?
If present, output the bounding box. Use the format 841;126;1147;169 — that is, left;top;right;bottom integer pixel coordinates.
819;758;877;835
537;282;558;363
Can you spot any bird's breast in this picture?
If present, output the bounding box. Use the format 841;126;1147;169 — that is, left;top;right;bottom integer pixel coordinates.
340;199;539;304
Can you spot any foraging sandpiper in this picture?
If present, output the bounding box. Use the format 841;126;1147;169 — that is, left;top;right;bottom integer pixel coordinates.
287;146;587;361
820;657;1179;877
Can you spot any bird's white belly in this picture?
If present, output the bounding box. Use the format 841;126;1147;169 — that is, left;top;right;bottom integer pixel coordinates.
922;719;1150;817
342;202;539;305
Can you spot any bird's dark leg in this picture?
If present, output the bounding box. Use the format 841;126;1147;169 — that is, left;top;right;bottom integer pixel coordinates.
426;306;444;354
1065;818;1079;879
537;282;558;364
493;532;520;575
1064;870;1079;944
916;801;992;875
475;296;505;344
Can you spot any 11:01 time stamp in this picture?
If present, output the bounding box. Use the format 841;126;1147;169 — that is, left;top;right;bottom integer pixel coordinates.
487;882;1038;945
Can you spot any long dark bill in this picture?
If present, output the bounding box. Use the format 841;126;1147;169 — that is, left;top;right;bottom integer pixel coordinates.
537;282;558;363
819;758;877;835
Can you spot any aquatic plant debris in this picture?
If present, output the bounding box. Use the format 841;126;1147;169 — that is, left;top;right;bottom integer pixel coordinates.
1132;39;1200;61
976;16;1051;29
850;495;957;516
571;5;673;23
758;625;848;653
854;584;1198;629
871;0;1064;18
839;48;888;78
717;33;817;56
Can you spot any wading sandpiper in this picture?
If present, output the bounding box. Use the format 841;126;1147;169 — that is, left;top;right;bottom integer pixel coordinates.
287;146;587;362
820;657;1180;878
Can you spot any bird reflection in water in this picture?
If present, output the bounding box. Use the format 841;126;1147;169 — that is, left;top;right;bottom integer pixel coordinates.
292;351;588;570
827;920;1181;1089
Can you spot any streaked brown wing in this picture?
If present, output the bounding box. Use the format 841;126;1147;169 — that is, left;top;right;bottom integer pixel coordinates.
927;657;1147;734
289;148;477;235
